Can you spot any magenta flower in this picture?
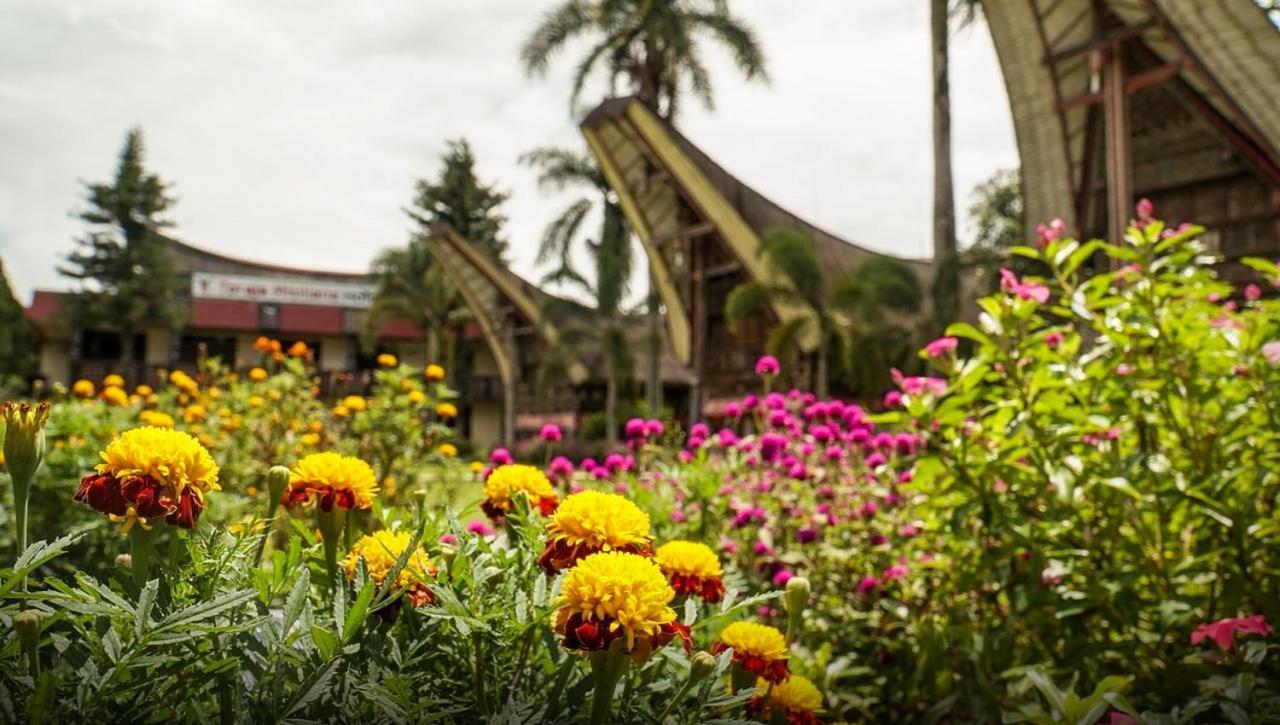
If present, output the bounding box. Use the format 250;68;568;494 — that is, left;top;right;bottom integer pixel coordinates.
1244;283;1262;301
1191;614;1271;650
539;423;562;443
883;564;909;581
439;532;457;545
1045;330;1064;348
924;336;958;358
1035;217;1066;247
489;448;513;466
645;419;665;437
855;575;879;596
624;418;646;439
999;268;1051;304
1135;197;1154;221
754;355;781;376
891;368;948;397
723;402;742;419
548;455;574;479
467;521;495;537
772;568;794;587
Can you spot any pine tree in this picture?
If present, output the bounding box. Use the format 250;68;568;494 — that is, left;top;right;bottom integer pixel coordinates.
58;128;184;370
0;259;35;382
406;139;510;261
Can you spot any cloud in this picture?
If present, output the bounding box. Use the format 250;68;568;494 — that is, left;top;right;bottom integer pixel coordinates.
0;0;1018;306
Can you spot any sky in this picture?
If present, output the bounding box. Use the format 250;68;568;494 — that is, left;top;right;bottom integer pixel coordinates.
0;0;1019;307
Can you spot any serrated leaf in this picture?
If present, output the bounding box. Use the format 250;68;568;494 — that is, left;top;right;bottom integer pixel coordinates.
282;569;310;637
135;579;158;637
342;581;375;643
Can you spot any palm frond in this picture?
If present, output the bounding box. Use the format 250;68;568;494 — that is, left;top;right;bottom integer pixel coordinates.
521;0;593;77
687;10;769;83
758;227;823;305
724;280;772;331
765;315;812;358
519;147;603;192
537;198;594;266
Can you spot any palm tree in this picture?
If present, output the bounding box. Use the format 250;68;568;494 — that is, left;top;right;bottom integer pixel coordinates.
521;146;634;445
363;240;464;370
521;0;768;120
725;227;923;398
829;256;925;397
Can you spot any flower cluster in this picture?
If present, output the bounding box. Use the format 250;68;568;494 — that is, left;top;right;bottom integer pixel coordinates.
654;540;724;603
343;529;437;607
284;452;377;511
553;551;690;660
539;491;652;573
482;464;557;520
713;621;791;683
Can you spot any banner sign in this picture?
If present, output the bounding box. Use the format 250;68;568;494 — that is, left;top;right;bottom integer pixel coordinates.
191;273;375;309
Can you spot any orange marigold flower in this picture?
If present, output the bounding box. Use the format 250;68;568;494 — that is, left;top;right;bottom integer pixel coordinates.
482;464;557;521
284;452;377;511
71;379;95;398
746;675;823;725
424;364;445;381
287;340;311;358
712;621;791;684
343;529;436;607
74;427;220;531
376;353;398;368
135;384;153;396
101;373;125;388
101;385;129;407
138;410;175;429
342;395;366;413
407;390;426;405
249;367;268;382
554;551;691;661
655;540;725;603
540;491;652;574
254;336;282;355
435;402;458;419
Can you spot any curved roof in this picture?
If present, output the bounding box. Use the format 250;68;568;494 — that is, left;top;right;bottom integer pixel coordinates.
985;0;1280;235
581;97;930;363
165;236;370;282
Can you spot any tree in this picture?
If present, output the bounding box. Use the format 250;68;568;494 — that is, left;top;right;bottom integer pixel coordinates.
831;256;925;397
725;228;924;398
406;139;510;261
59;127;184;376
521;0;768;121
521;146;634;445
929;0;984;332
363;240;464;369
0;260;35;384
963;168;1026;292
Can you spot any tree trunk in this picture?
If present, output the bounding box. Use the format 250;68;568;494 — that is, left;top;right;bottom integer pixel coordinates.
605;355;619;448
930;0;960;332
645;276;662;414
815;327;829;400
425;323;442;368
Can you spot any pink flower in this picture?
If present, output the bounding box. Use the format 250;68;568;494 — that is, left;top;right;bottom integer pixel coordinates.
772;568;794;587
1191;615;1271;650
1044;330;1064;348
489;448;513;466
439;532;457;545
1115;364;1134;376
924;336;958;358
883;390;903;408
891;368;948;397
539;424;562;443
1263;341;1280;365
855;575;879;596
1035;217;1066;247
755;355;781;376
999;268;1051;304
624;418;647;439
466;521;495;537
723;402;742;419
1135;198;1154;222
1244;283;1262;301
883;564;909;581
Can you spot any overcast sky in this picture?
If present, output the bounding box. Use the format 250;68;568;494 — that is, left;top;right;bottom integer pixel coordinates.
0;0;1018;306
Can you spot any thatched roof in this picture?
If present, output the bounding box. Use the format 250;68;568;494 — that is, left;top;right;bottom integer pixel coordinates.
985;0;1280;236
581;97;931;363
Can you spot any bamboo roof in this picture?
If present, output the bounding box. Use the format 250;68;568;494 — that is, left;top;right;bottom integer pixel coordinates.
985;0;1280;236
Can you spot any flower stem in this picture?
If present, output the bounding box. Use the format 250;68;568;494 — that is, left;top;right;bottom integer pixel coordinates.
129;526;154;590
11;476;29;591
316;507;347;594
588;647;630;725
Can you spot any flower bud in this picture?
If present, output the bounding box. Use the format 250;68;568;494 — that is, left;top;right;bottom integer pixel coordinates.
14;609;44;676
688;651;717;685
784;576;811;616
115;553;133;568
266;465;291;504
2;402;50;485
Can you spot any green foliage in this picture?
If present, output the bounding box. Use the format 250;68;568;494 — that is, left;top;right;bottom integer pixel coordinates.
0;260;35;384
407;139;510;262
364;240;464;366
521;0;768;119
57;128;185;346
963;167;1028;293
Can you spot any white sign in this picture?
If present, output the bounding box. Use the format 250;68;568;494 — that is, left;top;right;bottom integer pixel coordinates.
191;273;375;309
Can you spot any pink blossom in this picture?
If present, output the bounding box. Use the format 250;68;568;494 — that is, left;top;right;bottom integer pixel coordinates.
1263;341;1280;365
723;402;742;419
548;456;574;479
645;419;665;437
439;532;457;545
999;268;1051;304
891;368;948;397
1245;283;1263;301
466;521;495;537
924;336;958;358
489;448;513;466
755;355;781;376
1135;197;1155;221
1045;330;1064;348
539;424;562;443
1035;217;1066;247
856;575;879;596
883;390;903;408
1191;615;1271;650
669;509;687;523
1115;364;1134;376
772;568;794;587
624;418;647;439
883;564;909;581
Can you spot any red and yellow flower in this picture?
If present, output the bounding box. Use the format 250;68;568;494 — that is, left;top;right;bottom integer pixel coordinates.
74;427;220;531
343;529;437;607
539;491;652;573
654;540;725;603
712;621;791;684
746;674;822;725
554;551;691;661
482;464;557;520
284;452;377;511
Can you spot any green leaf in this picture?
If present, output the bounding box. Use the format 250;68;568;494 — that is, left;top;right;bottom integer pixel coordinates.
282;568;310;637
135;579;158;638
342;581;375;643
285;659;339;716
310;625;338;659
154;589;255;633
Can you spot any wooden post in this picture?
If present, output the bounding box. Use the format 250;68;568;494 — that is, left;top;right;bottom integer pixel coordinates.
1103;46;1132;245
501;325;516;448
688;239;706;428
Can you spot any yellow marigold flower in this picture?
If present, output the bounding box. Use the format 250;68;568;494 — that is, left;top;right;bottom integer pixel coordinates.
713;621;790;683
655;540;725;603
207;387;222;399
102;373;125;388
342;395;366;413
554;551;689;659
250;395;266;408
285;452;377;511
750;675;822;723
182;404;207;423
468;461;485;474
331;404;348;417
308;420;323;433
267;389;282;401
437;443;457;458
75;427;220;531
424;364;445;381
72;379;95;398
245;485;259;497
138;410;175;429
169;370;198;394
249;367;268;382
435;402;457;419
540;491;652;573
101;386;129;407
343;529;436;607
300;432;320;446
482;464;557;520
407;390;426;405
135;384;153;396
376;353;398;368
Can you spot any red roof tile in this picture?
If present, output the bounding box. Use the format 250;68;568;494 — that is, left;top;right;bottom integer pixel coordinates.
279;304;343;335
190;299;260;331
376;319;422;340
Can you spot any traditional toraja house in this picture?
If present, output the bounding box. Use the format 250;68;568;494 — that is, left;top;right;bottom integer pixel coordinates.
580;97;933;420
985;0;1280;277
